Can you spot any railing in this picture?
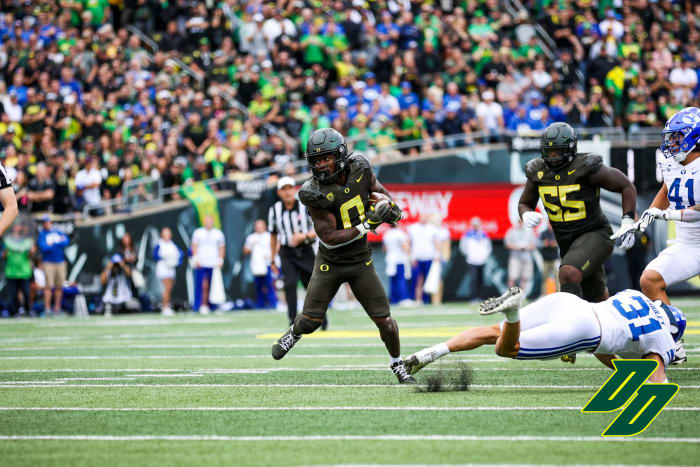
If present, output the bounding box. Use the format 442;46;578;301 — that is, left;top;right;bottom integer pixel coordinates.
125;25;159;54
71;123;665;221
504;0;556;62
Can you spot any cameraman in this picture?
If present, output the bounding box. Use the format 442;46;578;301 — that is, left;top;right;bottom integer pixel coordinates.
100;253;139;317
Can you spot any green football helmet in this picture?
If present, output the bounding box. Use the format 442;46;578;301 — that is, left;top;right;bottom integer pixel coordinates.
305;128;349;184
540;122;577;170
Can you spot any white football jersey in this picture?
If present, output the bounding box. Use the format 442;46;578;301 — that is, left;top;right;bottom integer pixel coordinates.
658;155;700;245
593;289;676;367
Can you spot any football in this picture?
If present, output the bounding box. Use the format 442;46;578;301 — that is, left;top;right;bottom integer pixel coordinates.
369;192;391;208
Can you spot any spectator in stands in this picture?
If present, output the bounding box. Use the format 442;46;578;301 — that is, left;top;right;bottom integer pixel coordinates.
153;227;182;316
504;220;537;295
459;217;492;302
75;157;102;216
191;214;225;315
27;163;54;213
100;253;138;317
243;219;276;310
3;222;35;317
37;215;70;316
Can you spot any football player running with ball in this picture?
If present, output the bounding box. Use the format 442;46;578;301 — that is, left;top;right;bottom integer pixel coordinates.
613;107;700;364
518;122;637;363
271;128;415;384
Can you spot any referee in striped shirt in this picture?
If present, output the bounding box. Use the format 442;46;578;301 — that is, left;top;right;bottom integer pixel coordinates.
269;176;327;329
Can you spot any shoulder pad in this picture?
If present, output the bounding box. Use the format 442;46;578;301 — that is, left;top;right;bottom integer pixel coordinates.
298;178;332;210
524;158;547;182
574;153;604;175
348;153;371;171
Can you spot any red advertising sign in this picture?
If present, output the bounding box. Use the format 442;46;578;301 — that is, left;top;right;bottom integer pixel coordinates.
368;183;529;242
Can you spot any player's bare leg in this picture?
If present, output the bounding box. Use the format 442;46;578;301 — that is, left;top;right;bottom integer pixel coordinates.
446;325;500;352
494;321;520;358
558;265;584;364
640;269;669;304
640;269;686;364
372;316;416;383
405;325;499;375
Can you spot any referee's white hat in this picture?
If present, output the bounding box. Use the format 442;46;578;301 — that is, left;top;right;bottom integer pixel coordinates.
277;176;296;190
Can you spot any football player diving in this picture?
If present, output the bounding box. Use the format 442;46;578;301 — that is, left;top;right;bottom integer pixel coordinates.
611;106;700;365
270;127;416;384
405;286;685;385
518;122;638;364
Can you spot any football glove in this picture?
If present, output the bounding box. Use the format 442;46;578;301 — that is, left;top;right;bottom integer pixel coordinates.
364;201;393;232
613;215;636;250
386;202;404;225
636;207;669;233
522;211;543;228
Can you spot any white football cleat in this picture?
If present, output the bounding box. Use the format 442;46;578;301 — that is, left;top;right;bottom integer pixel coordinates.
199;305;210;315
479;287;524;315
670;340;687;365
404;348;439;375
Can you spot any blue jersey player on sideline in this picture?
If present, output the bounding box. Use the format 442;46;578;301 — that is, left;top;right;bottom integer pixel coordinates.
612;106;700;365
404;287;685;384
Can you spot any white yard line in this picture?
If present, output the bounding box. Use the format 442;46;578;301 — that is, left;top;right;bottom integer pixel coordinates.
0;406;697;412
0;366;698;374
0;383;632;389
0;434;699;443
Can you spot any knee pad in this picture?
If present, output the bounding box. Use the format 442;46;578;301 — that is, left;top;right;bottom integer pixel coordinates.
293;314;323;335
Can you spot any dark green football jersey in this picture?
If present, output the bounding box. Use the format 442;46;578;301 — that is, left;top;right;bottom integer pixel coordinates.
525;153;610;243
298;153;373;264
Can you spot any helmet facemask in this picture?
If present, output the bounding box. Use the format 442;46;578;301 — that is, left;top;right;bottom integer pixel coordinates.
660;128;696;163
306;144;348;184
540;143;575;170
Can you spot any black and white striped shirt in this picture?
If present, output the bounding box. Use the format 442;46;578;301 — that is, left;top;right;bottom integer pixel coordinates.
0;161;12;189
268;199;313;247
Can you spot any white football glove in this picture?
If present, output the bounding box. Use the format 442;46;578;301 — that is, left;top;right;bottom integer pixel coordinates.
522;211;543;228
637;207;663;233
613;215;636;250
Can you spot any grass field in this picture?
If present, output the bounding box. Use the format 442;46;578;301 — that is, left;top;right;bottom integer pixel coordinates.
0;298;699;466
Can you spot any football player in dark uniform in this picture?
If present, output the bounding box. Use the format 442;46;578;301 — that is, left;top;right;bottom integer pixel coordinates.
518;122;637;362
270;127;416;384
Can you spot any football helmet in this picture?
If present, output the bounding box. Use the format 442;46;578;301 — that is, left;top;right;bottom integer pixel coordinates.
539;122;577;170
656;301;686;343
660;107;700;163
305;127;349;184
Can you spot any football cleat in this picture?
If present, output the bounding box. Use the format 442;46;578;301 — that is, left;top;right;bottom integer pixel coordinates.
670;339;687;365
560;353;577;365
271;326;301;360
391;361;417;384
405;349;438;375
479;287;523;315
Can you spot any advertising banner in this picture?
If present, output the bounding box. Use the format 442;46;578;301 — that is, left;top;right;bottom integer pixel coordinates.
368;183;522;242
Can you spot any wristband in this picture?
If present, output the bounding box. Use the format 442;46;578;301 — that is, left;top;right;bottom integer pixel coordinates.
356;222;370;235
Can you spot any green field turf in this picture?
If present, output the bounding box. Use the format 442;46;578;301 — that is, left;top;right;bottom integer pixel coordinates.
0;298;699;466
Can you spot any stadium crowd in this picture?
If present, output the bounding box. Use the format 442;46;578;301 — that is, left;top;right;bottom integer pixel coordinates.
0;0;698;217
